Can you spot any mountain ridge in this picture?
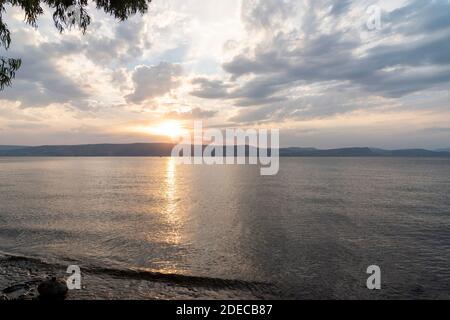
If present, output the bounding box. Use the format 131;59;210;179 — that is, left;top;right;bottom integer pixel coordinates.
0;144;449;157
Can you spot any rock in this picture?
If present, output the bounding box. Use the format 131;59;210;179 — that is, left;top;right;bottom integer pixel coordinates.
2;283;29;294
2;283;33;300
37;277;68;300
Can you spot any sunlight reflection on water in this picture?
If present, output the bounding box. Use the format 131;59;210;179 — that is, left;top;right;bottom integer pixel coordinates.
163;157;182;246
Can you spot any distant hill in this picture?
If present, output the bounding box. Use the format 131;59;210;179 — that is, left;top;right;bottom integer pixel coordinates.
0;144;450;157
280;147;450;157
0;145;29;151
280;147;375;156
0;143;175;157
436;148;450;153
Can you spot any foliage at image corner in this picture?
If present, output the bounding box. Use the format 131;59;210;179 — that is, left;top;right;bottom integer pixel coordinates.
0;0;152;91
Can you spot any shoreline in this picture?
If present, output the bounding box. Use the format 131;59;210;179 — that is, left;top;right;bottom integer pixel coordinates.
0;252;279;300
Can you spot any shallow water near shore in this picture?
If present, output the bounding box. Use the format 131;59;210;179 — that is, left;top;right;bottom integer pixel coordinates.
1;157;450;299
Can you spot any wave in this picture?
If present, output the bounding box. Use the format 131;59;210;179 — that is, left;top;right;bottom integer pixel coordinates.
0;250;273;292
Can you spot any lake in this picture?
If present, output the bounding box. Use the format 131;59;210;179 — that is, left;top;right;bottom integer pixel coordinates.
0;157;449;299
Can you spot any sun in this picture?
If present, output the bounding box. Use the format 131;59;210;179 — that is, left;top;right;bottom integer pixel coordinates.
149;121;187;140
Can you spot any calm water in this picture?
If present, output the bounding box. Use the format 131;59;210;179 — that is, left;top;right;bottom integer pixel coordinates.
1;157;450;299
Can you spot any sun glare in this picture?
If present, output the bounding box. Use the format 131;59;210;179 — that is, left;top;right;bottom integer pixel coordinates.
148;121;187;140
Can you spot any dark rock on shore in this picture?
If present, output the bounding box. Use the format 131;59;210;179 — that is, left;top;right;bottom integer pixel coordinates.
37;277;68;300
3;283;30;294
1;282;37;300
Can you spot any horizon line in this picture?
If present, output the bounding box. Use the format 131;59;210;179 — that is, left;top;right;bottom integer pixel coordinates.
0;143;449;151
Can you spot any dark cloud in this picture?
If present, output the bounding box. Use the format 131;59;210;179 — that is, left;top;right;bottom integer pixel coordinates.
241;0;296;31
83;17;147;65
329;0;352;16
191;78;232;99
385;0;450;36
1;37;89;107
230;87;365;124
125;62;182;104
229;105;277;123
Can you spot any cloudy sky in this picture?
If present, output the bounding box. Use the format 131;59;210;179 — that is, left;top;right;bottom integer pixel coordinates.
1;0;449;148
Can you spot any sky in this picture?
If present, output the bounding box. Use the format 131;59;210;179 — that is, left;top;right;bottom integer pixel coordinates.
0;0;450;149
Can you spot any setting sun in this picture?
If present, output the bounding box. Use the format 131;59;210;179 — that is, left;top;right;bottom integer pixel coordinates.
148;121;187;140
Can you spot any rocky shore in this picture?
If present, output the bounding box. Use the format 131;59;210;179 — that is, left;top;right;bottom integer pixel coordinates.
0;253;279;300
